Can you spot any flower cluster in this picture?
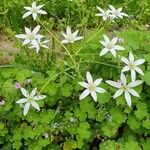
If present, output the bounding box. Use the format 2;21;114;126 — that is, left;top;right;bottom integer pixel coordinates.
15;2;145;116
78;5;145;107
16;2;49;53
96;5;128;21
16;87;46;116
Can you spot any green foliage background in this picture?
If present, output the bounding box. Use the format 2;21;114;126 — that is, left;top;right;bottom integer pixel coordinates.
0;0;150;31
0;0;150;150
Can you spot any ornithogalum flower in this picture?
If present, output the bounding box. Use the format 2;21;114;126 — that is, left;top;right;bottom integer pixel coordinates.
16;87;46;116
121;52;145;82
95;6;110;21
15;25;44;50
22;2;47;20
79;71;106;102
61;26;84;44
100;34;125;57
29;39;49;52
109;5;128;19
106;73;143;107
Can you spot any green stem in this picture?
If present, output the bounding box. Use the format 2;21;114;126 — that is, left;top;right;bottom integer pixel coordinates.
38;20;83;79
75;26;104;55
82;60;120;68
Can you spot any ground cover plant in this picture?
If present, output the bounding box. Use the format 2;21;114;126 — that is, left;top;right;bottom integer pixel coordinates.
0;0;150;150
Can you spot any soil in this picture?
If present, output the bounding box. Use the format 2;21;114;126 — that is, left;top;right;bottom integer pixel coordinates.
0;34;19;65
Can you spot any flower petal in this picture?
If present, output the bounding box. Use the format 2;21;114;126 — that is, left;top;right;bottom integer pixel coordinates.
134;67;144;75
37;4;44;9
105;80;121;88
32;25;40;35
91;91;97;102
74;36;84;41
78;82;89;88
32;12;37;20
94;78;102;86
16;98;28;104
22;11;32;19
129;52;134;62
86;71;93;84
30;87;37;97
15;34;27;39
37;10;47;14
22;39;30;45
114;45;125;50
134;59;145;66
113;89;124;98
95;87;106;93
100;48;109;56
23;102;30;116
121;57;129;65
61;39;69;44
31;101;40;111
25;27;31;35
128;89;140;97
128;80;143;87
121;66;130;72
34;95;46;100
21;88;28;97
72;30;79;38
79;89;90;100
24;7;32;11
111;37;118;45
120;73;127;86
131;69;136;82
103;34;110;43
66;26;72;36
124;91;132;107
96;6;104;13
110;49;116;57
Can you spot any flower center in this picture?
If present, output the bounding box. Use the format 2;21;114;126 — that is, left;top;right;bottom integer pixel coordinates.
107;43;113;49
28;96;33;102
31;8;37;13
88;84;96;91
123;85;128;91
28;34;35;40
129;63;135;69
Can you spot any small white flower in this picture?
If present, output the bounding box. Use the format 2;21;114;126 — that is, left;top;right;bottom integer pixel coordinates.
0;100;5;106
52;123;59;128
118;37;124;43
106;73;143;107
22;2;47;20
16;87;46;116
109;5;128;19
43;132;49;138
100;34;125;57
79;71;106;102
95;6;110;21
121;52;145;82
29;39;49;53
61;26;84;44
15;25;44;50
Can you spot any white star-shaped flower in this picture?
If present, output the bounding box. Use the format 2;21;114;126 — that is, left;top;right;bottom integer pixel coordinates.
109;5;128;19
95;6;110;21
61;26;84;44
78;71;106;102
16;87;46;116
100;34;125;57
29;39;49;53
121;52;145;82
15;25;44;49
22;2;47;20
106;73;143;107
